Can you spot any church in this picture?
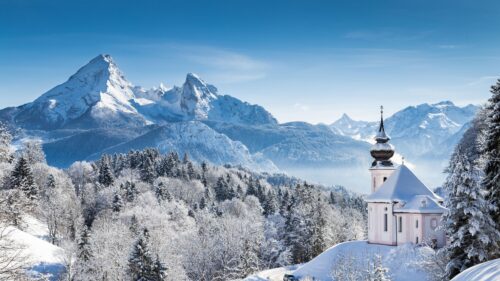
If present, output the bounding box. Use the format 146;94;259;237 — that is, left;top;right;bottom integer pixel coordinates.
365;107;447;248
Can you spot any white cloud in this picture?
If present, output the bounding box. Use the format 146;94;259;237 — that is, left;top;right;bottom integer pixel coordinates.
466;75;498;86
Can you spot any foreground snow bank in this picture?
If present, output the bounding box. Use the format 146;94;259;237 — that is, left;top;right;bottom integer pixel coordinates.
291;240;436;281
451;258;500;281
3;216;65;280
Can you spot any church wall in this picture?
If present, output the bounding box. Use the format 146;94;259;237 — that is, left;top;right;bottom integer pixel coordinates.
368;202;396;245
422;214;446;248
395;213;423;245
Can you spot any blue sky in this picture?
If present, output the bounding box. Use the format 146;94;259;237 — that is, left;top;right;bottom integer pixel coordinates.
1;0;499;123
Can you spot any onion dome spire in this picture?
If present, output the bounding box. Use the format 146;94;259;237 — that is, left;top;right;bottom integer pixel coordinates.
375;106;390;143
370;106;395;167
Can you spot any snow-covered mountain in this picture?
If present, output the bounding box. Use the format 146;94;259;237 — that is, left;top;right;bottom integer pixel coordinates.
0;54;479;190
0;54;282;170
330;101;479;160
3;55;147;130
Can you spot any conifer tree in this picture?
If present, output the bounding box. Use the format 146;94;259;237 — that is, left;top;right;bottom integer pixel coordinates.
199;196;207;210
263;190;278;216
98;161;114;187
371;254;390;281
140;157;156;184
153;254;167;280
443;152;500;278
130;215;139;236
125;181;138;202
10;156;37;201
112;192;123;213
215;176;229;202
128;228;159;281
77;225;92;262
155;182;171;202
482;79;500;257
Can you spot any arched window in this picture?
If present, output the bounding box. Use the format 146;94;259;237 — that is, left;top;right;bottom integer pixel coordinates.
383;177;387;182
416;219;419;228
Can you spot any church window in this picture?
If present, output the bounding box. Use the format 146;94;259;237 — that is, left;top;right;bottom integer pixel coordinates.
398;216;402;232
416;237;419;244
416;219;419;228
383;177;387;182
384;214;388;232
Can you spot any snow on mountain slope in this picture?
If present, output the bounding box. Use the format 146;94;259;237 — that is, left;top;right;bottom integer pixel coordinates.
206;121;371;167
131;73;278;126
331;101;478;159
450;258;500;281
93;121;278;172
9;54;147;130
290;241;436;281
330;113;375;142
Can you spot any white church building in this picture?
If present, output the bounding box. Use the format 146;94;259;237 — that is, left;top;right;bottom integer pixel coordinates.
366;107;447;248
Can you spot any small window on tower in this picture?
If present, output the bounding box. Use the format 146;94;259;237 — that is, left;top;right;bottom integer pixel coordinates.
383;177;387;182
398;216;403;232
416;219;419;228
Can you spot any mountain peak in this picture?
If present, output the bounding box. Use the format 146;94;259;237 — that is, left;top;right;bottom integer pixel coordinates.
340;113;353;121
69;54;123;83
432;100;455;107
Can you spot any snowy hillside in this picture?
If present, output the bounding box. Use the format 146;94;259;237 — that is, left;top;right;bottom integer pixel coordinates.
282;241;440;281
2;216;65;280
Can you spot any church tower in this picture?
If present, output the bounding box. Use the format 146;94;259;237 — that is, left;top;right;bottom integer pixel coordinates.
369;106;396;192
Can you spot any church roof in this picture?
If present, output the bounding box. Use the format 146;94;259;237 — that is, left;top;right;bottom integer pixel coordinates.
365;165;443;203
394;195;447;214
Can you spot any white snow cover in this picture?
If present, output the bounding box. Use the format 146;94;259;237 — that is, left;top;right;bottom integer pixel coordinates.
365;165;443;203
244;265;300;281
450;258;500;281
395;195;447;214
31;54;143;126
290;241;437;281
2;216;65;280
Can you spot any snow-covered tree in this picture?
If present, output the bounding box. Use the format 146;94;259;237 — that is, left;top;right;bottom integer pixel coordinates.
370;254;390;281
140;157;156;184
9;156;37;202
482;79;500;258
98;161;114;187
0;123;12;164
443;151;500;278
20;139;46;165
112;192;124;213
128;229;161;281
